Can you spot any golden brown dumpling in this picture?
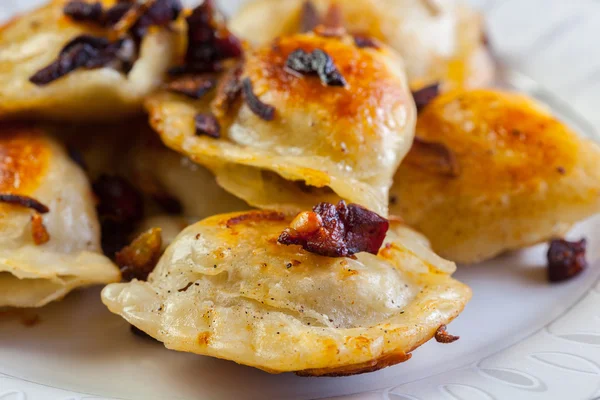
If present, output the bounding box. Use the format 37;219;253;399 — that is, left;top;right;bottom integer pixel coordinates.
147;32;416;216
102;210;470;375
229;0;495;90
0;122;120;307
390;89;600;263
0;0;181;121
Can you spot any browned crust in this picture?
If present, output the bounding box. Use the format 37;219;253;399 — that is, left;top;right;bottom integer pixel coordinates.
225;210;287;228
296;350;411;377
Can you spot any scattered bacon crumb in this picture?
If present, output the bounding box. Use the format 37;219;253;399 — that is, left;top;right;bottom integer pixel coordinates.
226;211;286;228
435;325;459;343
406;137;460;178
31;213;50;245
353;35;380;49
166;75;217;99
278;201;389;258
0;194;49;214
300;0;320;32
170;0;243;75
242;78;276;121
195;113;221;138
412;83;440;113
211;63;243;119
547;239;587;282
116;227;163;282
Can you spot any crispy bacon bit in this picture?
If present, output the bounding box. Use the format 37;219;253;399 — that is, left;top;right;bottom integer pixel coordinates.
29;35;136;86
0;194;49;214
300;0;320;32
117;227;162;282
166;75;217;99
353;35;380;49
547;239;587;282
242;78;276;121
412;83;440;113
63;0;182;37
226;211;286;228
93;175;144;258
171;0;243;75
285;49;347;87
31;213;50;245
407;137;460;178
278;201;389;258
63;0;103;22
435;325;459;343
195;113;221;138
211;63;243;118
93;175;144;225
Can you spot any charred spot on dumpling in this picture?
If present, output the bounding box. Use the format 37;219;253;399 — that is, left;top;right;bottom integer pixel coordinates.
30;213;50;245
0;125;50;196
117;227;163;282
405;137;460;178
547;239;587;282
278;201;389;258
226;210;286;228
353;34;380;49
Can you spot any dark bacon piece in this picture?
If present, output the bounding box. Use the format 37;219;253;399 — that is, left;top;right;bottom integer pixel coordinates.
547;239;587;282
353;35;380;49
434;325;459;343
195;113;221;138
166;75;217;99
211;63;243;118
0;194;49;214
29;35;135;86
93;175;144;225
412;83;440;113
117;227;163;282
128;0;183;39
171;0;243;75
278;201;389;258
407;137;460;178
300;0;320;32
242;78;276;121
31;213;50;245
63;1;104;22
285;49;347;87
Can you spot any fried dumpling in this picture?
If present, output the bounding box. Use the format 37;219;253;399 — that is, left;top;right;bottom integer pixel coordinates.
126;131;250;219
390;89;600;263
0;0;181;121
102;209;470;375
0;122;120;308
147;32;416;216
229;0;495;90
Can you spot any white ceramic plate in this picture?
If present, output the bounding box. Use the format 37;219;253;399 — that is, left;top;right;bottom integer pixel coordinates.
1;1;600;399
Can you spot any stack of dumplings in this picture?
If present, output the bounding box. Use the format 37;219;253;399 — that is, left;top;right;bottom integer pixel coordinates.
0;0;598;377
